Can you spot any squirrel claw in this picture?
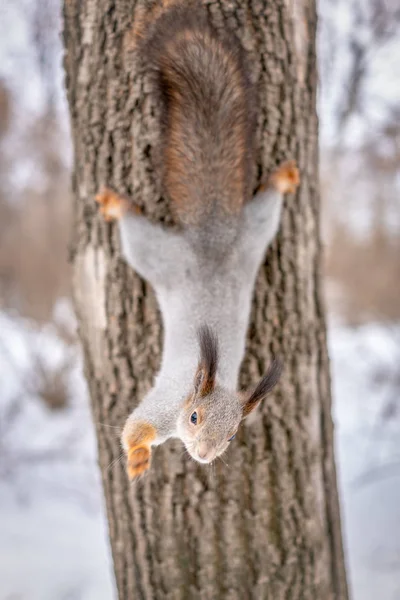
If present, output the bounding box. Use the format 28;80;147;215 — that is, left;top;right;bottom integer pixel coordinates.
127;446;151;479
269;160;300;195
96;187;133;221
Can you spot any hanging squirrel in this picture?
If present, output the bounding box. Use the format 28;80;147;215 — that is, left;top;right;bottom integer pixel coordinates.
96;0;300;479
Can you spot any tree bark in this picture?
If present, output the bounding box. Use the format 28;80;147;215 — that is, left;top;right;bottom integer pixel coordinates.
63;0;349;598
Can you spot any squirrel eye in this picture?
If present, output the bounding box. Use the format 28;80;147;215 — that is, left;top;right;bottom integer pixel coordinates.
190;411;198;425
228;434;236;442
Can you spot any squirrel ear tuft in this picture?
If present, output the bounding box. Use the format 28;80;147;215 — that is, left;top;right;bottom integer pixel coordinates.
242;358;283;417
194;368;205;393
195;325;219;396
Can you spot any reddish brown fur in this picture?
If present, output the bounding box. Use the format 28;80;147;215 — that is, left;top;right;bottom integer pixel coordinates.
259;161;300;195
196;326;218;395
130;0;185;49
192;404;205;425
198;369;215;397
122;420;157;479
242;397;260;418
136;0;256;225
95;187;142;221
241;358;283;417
185;366;215;407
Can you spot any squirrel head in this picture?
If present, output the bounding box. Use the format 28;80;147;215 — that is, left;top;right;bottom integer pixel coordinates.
177;326;283;464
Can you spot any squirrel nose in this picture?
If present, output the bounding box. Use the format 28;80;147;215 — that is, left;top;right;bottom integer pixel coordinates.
197;442;211;461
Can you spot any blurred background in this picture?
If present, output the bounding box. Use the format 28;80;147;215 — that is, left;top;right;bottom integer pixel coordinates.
0;0;399;598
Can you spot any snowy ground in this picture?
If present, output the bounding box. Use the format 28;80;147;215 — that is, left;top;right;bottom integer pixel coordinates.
0;309;116;600
0;310;399;599
330;322;400;600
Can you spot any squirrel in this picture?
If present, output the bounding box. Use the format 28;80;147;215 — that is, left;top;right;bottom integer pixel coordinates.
95;0;300;480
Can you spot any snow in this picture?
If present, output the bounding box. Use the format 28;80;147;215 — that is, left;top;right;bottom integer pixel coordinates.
1;309;399;599
0;308;116;600
0;489;114;600
330;322;400;600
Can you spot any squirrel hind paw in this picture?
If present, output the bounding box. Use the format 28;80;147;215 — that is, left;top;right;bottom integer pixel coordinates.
127;446;151;480
95;187;129;221
270;160;300;195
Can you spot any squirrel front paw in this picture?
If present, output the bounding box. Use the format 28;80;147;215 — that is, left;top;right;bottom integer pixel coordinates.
121;420;157;481
269;160;300;194
127;445;152;479
96;187;141;221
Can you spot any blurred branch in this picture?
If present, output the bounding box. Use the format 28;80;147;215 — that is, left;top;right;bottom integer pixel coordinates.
352;460;400;489
0;80;11;139
320;0;400;139
337;37;365;131
31;0;61;112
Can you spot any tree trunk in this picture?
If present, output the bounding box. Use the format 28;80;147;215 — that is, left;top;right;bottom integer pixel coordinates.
63;1;348;598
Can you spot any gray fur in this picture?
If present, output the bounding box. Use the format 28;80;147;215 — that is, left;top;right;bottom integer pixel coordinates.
117;1;286;464
120;183;284;462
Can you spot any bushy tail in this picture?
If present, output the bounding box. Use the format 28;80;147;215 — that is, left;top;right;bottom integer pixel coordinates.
134;0;256;226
